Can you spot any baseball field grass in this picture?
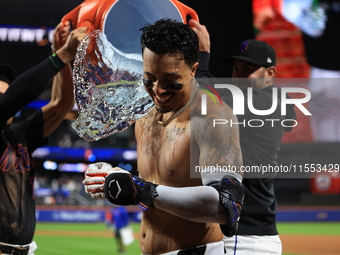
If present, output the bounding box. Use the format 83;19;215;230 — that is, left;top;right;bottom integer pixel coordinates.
33;222;340;255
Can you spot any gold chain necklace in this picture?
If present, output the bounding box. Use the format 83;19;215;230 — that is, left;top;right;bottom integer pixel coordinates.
157;83;199;127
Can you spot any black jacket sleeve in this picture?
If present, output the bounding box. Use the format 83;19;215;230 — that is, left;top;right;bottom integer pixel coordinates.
196;51;214;78
0;55;65;125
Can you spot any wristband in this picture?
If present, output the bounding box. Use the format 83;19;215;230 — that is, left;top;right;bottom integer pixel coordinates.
49;53;66;71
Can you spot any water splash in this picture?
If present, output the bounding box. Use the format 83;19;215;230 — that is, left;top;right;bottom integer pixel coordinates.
72;30;154;141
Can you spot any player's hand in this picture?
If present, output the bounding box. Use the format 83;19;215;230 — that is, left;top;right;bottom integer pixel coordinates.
104;170;158;210
51;22;71;53
188;19;210;53
56;26;88;64
83;162;118;198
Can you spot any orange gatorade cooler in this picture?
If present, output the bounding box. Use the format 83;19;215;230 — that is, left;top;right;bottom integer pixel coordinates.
61;0;199;55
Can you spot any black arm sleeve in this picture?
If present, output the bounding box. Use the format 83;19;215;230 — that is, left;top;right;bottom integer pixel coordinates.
195;51;223;95
0;54;66;124
196;51;214;78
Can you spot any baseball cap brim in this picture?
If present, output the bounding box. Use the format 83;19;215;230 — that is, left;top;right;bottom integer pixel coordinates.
0;64;16;84
221;56;265;66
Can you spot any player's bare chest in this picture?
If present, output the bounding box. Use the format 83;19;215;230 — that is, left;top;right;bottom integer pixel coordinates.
139;122;190;154
137;121;193;183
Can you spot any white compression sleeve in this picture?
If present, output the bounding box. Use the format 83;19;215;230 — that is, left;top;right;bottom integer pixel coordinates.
153;185;229;224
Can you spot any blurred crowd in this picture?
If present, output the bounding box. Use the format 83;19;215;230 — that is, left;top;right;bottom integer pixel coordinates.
34;173;114;206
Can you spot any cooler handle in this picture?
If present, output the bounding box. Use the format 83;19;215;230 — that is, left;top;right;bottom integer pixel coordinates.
171;0;199;23
61;0;98;31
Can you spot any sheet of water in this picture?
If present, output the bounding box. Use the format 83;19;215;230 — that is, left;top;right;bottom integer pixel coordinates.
72;30;154;141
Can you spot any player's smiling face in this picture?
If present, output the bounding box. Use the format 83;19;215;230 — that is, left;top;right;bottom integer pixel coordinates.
142;47;197;113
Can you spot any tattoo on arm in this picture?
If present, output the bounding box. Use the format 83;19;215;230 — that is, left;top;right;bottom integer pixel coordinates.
195;110;243;174
43;112;61;132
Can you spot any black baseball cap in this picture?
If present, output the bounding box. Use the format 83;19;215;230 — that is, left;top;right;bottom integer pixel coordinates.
0;63;16;84
222;39;276;67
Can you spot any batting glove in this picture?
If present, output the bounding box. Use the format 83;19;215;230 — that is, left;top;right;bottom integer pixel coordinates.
83;162;118;198
104;171;158;210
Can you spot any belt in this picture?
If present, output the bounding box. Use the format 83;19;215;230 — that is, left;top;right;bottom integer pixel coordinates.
177;244;206;255
0;244;29;255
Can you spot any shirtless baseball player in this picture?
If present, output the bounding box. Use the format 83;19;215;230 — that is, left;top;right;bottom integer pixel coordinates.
83;19;244;255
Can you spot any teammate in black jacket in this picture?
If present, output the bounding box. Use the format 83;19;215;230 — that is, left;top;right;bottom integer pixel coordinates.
0;23;87;255
190;19;296;255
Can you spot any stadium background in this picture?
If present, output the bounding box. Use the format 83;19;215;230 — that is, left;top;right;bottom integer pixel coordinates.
1;0;339;254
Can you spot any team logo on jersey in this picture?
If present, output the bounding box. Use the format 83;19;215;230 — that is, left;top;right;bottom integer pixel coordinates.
0;142;33;172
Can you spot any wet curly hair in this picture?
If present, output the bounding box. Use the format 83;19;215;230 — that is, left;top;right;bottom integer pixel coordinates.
140;18;199;66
